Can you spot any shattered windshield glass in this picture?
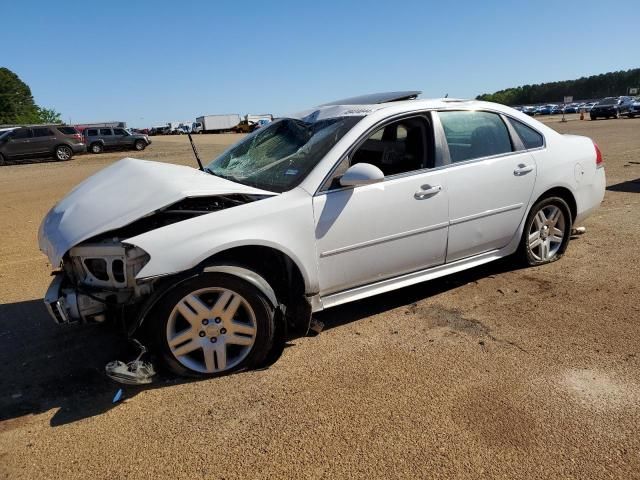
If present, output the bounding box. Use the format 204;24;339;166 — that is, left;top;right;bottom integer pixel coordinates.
206;116;362;192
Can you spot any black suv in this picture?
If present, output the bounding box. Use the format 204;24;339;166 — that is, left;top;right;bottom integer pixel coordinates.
0;125;85;165
84;127;151;154
590;96;634;120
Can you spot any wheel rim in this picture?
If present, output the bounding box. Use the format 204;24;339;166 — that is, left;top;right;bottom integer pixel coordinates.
528;205;566;262
166;287;257;374
136;142;144;150
92;145;101;153
57;147;71;160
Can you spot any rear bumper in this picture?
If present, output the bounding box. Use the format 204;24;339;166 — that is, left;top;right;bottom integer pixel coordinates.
575;167;606;225
71;143;86;153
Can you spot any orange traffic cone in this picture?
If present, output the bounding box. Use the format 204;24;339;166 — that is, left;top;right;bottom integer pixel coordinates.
580;110;585;120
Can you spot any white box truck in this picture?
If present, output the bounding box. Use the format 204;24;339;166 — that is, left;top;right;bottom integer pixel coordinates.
194;114;241;134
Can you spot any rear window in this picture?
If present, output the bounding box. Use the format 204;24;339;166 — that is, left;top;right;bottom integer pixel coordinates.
438;111;513;163
598;98;617;105
510;119;544;149
99;129;112;136
32;128;53;137
57;126;78;135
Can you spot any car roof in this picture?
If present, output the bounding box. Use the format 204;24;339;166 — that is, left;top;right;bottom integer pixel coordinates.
291;96;507;122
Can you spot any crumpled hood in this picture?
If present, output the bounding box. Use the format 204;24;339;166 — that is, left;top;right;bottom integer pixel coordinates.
38;158;276;266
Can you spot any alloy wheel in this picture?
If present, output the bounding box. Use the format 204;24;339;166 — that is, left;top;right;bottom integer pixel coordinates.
527;205;566;262
166;287;257;374
56;146;71;160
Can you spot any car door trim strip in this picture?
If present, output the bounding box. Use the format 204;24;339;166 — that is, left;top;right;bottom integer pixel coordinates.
320;221;449;258
449;203;523;226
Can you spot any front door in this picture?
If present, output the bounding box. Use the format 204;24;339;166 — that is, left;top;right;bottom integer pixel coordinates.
4;128;33;158
313;115;449;296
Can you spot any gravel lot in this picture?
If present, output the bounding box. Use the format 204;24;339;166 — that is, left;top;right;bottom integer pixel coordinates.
1;117;639;479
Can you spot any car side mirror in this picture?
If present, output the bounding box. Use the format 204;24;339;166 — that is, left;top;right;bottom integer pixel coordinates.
339;162;384;187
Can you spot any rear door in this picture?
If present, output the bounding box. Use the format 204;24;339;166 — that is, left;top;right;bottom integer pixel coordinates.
435;110;537;262
99;128;115;148
30;127;56;154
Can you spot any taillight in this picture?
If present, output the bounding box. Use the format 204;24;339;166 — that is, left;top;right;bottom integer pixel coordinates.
594;142;603;168
73;133;82;141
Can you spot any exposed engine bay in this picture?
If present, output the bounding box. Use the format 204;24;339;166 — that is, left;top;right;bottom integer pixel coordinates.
44;194;262;326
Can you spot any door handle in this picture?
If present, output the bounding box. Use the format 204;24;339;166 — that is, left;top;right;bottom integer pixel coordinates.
514;164;534;176
414;184;442;199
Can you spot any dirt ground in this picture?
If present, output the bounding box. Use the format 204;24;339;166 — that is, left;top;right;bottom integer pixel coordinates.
0;116;639;479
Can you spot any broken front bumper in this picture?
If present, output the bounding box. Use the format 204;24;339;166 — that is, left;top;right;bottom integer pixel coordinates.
43;273;111;325
44;273;71;324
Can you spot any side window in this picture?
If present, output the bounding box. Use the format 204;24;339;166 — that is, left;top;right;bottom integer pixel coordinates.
86;129;98;136
113;128;128;136
438;111;513;163
99;129;112;136
12;128;32;139
350;117;431;176
32;127;52;137
510;119;544;149
324;116;434;191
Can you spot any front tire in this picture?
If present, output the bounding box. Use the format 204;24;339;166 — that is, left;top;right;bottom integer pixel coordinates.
519;196;572;266
134;140;146;151
148;273;275;377
0;153;5;166
54;145;73;161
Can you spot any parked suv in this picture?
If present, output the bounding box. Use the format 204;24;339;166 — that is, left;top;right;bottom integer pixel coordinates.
84;127;151;154
590;96;634;120
0;125;85;165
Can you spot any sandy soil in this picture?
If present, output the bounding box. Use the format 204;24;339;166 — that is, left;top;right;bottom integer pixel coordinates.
0;118;639;479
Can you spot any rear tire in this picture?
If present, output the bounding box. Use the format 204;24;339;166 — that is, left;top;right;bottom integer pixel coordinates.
146;272;276;378
54;145;73;161
134;140;146;151
519;196;572;266
90;143;103;154
0;153;5;166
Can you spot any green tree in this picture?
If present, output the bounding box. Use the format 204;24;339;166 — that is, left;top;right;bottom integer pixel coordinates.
37;107;62;124
476;68;640;105
0;67;63;124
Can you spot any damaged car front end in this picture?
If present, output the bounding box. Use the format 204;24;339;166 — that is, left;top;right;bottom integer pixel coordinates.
39;157;275;330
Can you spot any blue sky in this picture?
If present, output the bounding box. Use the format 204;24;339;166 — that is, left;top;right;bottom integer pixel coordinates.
1;0;637;127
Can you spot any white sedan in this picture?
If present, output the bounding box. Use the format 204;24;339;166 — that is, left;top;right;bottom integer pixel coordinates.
39;91;605;377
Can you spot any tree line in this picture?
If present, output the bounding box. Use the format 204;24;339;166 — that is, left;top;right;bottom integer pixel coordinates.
0;67;61;125
476;68;640;105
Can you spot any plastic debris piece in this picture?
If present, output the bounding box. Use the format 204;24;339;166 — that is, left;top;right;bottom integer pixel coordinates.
106;360;155;385
105;338;156;385
571;226;587;235
112;388;124;403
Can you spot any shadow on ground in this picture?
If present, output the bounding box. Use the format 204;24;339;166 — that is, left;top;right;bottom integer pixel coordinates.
0;258;521;428
607;178;640;193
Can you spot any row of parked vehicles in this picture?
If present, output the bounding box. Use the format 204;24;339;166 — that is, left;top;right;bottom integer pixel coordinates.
0;125;152;165
515;96;640;119
149;114;273;136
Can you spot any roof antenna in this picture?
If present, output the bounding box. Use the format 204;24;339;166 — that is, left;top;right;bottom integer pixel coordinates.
444;93;449;98
187;132;204;171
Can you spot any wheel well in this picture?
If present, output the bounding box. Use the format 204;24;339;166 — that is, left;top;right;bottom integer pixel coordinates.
535;187;577;222
53;144;72;153
203;246;311;338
